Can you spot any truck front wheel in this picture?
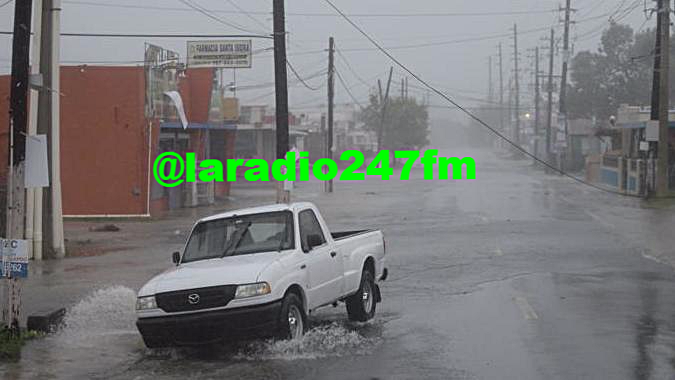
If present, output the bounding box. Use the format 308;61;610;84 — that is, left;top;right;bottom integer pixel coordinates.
277;293;306;340
346;269;376;322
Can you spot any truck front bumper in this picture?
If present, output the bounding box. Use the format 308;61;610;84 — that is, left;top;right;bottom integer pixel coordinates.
136;300;282;348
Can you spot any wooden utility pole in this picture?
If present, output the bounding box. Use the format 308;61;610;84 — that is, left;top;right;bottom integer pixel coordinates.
377;67;393;152
273;0;290;203
498;43;504;135
558;0;573;171
656;0;670;196
5;0;33;331
513;24;520;145
534;46;541;159
488;56;493;101
326;37;335;193
546;29;555;164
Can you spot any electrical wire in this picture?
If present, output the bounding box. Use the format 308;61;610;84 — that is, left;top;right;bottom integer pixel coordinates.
62;1;559;18
0;31;273;39
335;45;374;89
334;68;365;109
224;0;269;31
0;0;13;9
322;0;641;198
286;60;323;91
178;0;266;35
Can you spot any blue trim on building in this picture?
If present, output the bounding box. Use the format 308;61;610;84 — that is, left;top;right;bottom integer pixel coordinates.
600;168;619;187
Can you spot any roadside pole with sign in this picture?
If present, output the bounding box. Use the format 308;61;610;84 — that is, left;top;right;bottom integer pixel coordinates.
1;239;29;330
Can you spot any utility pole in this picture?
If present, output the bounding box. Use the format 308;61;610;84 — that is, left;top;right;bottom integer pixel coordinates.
38;0;65;258
656;0;670;196
488;56;493;102
405;77;409;100
558;0;573;171
273;0;290;203
401;78;404;99
326;37;335;193
498;43;504;136
534;46;541;159
377;67;393;152
5;0;33;330
546;28;555;165
513;24;520;146
27;0;43;261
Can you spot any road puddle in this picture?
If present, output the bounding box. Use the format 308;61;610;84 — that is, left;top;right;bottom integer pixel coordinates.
3;286;383;378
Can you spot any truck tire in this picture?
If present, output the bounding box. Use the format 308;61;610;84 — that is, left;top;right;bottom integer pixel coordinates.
346;269;376;322
277;293;306;340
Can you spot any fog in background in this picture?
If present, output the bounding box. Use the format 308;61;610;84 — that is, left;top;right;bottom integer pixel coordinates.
0;0;647;144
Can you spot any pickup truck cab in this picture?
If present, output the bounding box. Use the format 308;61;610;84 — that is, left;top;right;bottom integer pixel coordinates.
136;202;387;348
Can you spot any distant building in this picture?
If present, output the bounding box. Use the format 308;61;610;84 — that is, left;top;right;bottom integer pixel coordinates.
0;66;236;217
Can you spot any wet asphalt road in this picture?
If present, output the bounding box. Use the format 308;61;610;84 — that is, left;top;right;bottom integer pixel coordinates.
4;148;675;379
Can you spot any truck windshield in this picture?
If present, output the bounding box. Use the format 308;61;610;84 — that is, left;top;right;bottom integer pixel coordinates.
182;211;294;263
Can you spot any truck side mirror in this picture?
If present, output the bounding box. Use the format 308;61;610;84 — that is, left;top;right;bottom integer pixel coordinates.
306;234;324;252
172;251;181;265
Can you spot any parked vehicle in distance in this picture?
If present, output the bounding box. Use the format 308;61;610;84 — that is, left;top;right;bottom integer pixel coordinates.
136;202;387;348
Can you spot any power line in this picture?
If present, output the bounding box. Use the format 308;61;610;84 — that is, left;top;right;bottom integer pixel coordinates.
61;1;559;17
178;0;265;35
335;45;373;88
224;0;269;31
0;0;13;9
322;0;640;198
0;31;273;39
286;60;323;91
334;68;365;109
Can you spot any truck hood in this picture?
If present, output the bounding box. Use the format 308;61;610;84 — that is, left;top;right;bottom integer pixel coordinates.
138;252;278;296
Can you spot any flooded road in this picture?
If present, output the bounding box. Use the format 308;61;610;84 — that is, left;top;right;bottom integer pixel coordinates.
4;149;675;379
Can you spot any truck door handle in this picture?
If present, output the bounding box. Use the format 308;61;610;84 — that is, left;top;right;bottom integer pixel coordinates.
330;251;337;258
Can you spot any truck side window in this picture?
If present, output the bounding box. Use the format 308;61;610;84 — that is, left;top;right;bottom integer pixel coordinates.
299;210;326;251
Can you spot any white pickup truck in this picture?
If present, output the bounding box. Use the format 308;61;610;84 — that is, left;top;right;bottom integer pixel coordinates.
136;202;387;348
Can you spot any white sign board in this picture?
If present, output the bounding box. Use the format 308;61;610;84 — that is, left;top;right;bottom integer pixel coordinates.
25;134;50;188
0;239;28;278
646;120;659;142
187;40;252;69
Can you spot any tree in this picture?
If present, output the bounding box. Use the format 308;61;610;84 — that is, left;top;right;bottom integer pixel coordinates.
360;93;430;150
568;22;675;122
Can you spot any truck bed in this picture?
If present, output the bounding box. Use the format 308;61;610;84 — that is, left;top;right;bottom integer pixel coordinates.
331;230;374;240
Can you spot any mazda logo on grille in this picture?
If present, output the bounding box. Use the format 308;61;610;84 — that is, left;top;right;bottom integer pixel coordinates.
187;293;200;305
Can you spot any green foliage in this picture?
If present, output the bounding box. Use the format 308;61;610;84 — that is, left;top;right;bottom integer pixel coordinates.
0;329;42;362
360;93;430;150
568;22;674;121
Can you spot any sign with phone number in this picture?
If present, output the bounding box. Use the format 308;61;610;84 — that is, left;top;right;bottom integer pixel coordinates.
1;239;28;279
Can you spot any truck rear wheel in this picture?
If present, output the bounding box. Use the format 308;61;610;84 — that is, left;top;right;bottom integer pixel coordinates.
277;293;306;340
346;269;376;322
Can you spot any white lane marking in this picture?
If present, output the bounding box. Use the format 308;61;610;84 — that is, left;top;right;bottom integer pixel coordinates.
513;297;539;320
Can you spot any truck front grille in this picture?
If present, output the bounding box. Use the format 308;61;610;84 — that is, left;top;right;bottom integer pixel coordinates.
156;285;237;312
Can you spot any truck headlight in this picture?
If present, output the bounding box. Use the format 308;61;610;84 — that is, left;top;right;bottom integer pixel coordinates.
136;296;157;310
235;282;271;299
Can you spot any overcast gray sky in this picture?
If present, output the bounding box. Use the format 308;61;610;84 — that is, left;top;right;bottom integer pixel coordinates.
0;0;648;123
